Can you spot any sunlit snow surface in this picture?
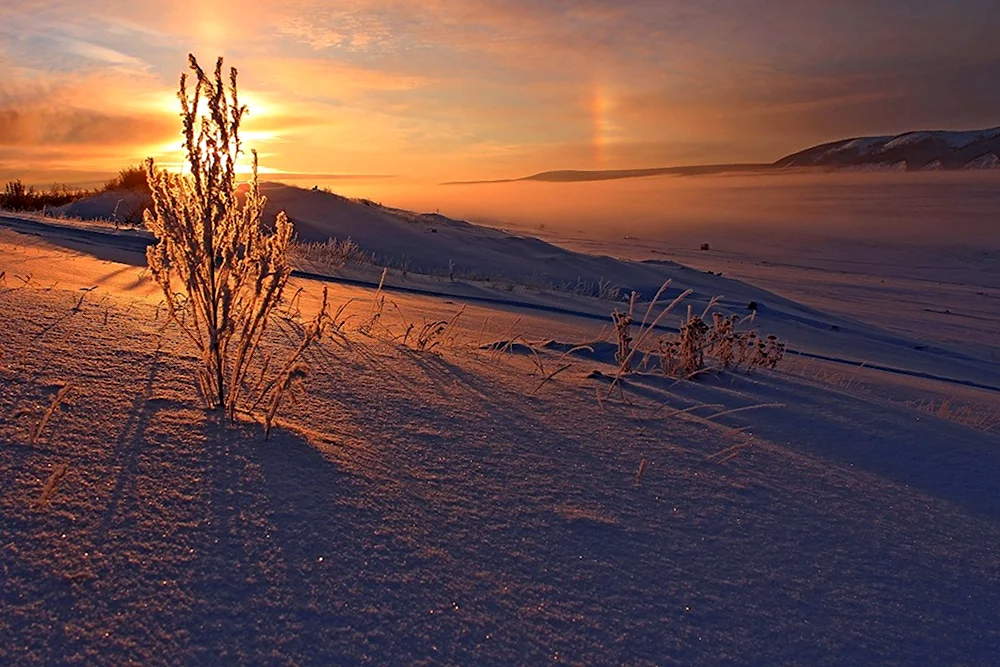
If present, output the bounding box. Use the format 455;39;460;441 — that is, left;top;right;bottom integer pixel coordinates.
2;172;999;664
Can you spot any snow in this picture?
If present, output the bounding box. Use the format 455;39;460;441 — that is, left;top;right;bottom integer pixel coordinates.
818;136;891;160
962;153;1000;169
881;131;931;150
2;176;1000;664
835;137;889;152
879;128;1000;152
51;189;149;224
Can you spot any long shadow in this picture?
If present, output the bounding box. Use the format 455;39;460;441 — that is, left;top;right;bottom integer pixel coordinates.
393;347;499;399
281;354;1000;664
0;344;169;664
627;370;1000;520
152;342;687;664
30;301;83;344
180;418;508;664
97;344;165;536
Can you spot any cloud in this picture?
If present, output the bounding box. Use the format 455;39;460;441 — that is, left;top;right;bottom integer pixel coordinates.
249;58;432;98
0;107;173;146
55;37;147;67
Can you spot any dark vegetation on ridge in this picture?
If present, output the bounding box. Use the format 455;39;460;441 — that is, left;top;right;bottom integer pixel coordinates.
0;165;150;212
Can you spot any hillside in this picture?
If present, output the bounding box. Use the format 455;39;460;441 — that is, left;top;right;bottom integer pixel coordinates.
775;128;1000;171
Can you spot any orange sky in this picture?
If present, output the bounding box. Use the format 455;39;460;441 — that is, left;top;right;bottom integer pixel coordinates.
2;0;999;187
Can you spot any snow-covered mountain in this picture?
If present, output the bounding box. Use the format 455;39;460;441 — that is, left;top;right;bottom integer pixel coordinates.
775;127;1000;171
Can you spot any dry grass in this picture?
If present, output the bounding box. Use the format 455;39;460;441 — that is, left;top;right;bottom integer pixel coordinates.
251;287;333;436
142;54;340;430
358;268;388;336
36;463;69;508
411;306;466;352
606;280;693;393
28;383;72;446
526;343;593;397
263;364;309;440
484;318;525;363
611;306;634;372
907;397;1000;433
289;237;372;272
635;457;648;487
785;356;999;434
784;356;869;391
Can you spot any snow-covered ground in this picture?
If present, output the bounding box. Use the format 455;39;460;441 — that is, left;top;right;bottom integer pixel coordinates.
2;181;999;664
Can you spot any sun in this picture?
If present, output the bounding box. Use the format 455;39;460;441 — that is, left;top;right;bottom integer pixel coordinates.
138;86;283;175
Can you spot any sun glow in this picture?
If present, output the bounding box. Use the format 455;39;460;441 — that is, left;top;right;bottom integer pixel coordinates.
144;145;284;177
137;83;285;175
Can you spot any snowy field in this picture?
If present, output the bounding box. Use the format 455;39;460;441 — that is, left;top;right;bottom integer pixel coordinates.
1;173;999;664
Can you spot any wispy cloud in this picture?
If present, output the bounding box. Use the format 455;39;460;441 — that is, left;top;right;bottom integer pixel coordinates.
0;107;171;146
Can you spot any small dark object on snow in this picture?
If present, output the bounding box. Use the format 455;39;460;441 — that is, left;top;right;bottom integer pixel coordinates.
747;301;758;312
831;324;840;331
700;243;711;251
430;228;438;233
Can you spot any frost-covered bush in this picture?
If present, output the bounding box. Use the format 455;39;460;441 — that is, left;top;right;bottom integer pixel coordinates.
656;309;785;377
144;55;325;420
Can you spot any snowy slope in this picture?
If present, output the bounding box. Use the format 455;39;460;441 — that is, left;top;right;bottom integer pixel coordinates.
13;185;1000;392
53;183;701;297
2;228;1000;665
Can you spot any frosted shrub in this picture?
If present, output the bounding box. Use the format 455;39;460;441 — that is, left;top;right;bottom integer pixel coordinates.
708;313;739;368
144;55;326;420
753;334;786;369
678;308;709;374
289;237;371;271
654;307;785;377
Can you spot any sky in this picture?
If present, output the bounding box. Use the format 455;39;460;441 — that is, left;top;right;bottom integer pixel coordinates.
2;0;1000;186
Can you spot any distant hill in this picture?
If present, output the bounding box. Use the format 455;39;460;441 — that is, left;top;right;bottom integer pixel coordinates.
443;164;771;185
774;128;1000;171
446;127;1000;184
